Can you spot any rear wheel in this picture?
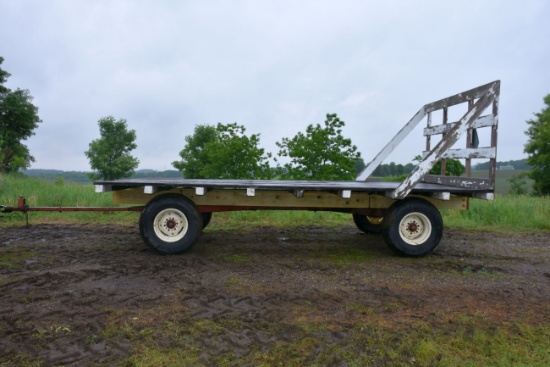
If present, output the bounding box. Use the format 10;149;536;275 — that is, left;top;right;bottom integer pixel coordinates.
353;214;383;234
201;212;212;229
139;194;202;254
382;198;443;256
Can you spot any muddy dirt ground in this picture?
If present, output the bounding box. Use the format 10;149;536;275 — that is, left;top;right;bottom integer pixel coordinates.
0;222;549;366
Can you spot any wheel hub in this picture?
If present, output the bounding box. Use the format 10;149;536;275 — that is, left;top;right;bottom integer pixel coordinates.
165;218;177;230
406;221;419;233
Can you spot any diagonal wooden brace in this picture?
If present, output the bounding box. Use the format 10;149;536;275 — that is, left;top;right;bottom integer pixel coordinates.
389;87;497;199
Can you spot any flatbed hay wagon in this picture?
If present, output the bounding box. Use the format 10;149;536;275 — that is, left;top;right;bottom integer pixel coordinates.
3;81;500;257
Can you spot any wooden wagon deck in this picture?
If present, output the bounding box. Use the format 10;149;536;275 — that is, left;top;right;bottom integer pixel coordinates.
96;178;493;195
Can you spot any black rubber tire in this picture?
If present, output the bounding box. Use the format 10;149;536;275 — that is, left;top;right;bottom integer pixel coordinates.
353;214;383;234
382;198;443;257
139;194;203;255
201;212;212;229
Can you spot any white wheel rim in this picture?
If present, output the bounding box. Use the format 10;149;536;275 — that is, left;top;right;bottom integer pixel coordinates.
398;212;432;246
153;208;189;243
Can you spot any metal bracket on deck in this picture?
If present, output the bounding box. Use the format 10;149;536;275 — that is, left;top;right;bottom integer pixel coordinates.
431;192;450;201
473;192;495;201
338;190;351;199
95;184;112;193
144;185;158;194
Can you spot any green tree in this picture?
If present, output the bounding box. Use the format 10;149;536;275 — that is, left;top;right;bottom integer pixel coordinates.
173;123;271;179
413;155;465;176
353;157;366;175
85;116;139;180
524;94;550;195
202;123;271;179
172;124;217;178
0;57;41;173
388;162;397;176
0;58;9;92
276;113;360;180
507;172;529;196
430;159;465;176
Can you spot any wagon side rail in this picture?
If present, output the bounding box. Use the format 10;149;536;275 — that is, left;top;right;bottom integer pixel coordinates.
355;80;500;200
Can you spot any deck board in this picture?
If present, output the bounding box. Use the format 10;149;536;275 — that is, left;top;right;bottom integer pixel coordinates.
94;178;491;194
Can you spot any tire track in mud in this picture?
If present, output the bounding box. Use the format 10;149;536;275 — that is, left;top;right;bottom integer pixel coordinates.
0;224;549;366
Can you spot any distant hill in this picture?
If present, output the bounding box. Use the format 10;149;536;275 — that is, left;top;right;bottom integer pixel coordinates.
20;169;183;183
131;170;183;179
21;169;91;183
20;159;530;184
473;158;530;170
369;158;531;177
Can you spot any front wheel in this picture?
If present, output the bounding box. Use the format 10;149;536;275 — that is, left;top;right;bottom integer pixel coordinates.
139;194;203;254
382;198;443;257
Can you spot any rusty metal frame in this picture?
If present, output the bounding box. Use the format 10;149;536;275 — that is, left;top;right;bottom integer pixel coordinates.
1;197;144;214
356;80;500;200
0;197;144;226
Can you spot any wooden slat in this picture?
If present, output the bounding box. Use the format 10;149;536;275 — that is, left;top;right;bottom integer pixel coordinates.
422;175;494;190
422;147;496;160
424;80;500;113
489;91;500;187
423;114;495;136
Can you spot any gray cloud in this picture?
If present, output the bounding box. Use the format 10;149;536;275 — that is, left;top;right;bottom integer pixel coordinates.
1;0;548;171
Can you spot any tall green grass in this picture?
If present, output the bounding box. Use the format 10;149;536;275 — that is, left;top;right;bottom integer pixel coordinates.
0;174;137;224
1;174;549;231
443;196;550;231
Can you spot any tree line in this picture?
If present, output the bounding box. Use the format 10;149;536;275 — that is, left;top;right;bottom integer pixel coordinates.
86;114;363;181
2;56;550;195
20;169;183;183
474;159;531;171
170;114;362;181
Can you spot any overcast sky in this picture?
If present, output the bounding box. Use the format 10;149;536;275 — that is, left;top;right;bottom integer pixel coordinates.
1;0;548;172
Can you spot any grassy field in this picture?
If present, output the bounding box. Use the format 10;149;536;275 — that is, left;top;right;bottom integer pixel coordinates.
0;174;137;225
1;173;548;232
471;169;533;195
1;173;549;366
